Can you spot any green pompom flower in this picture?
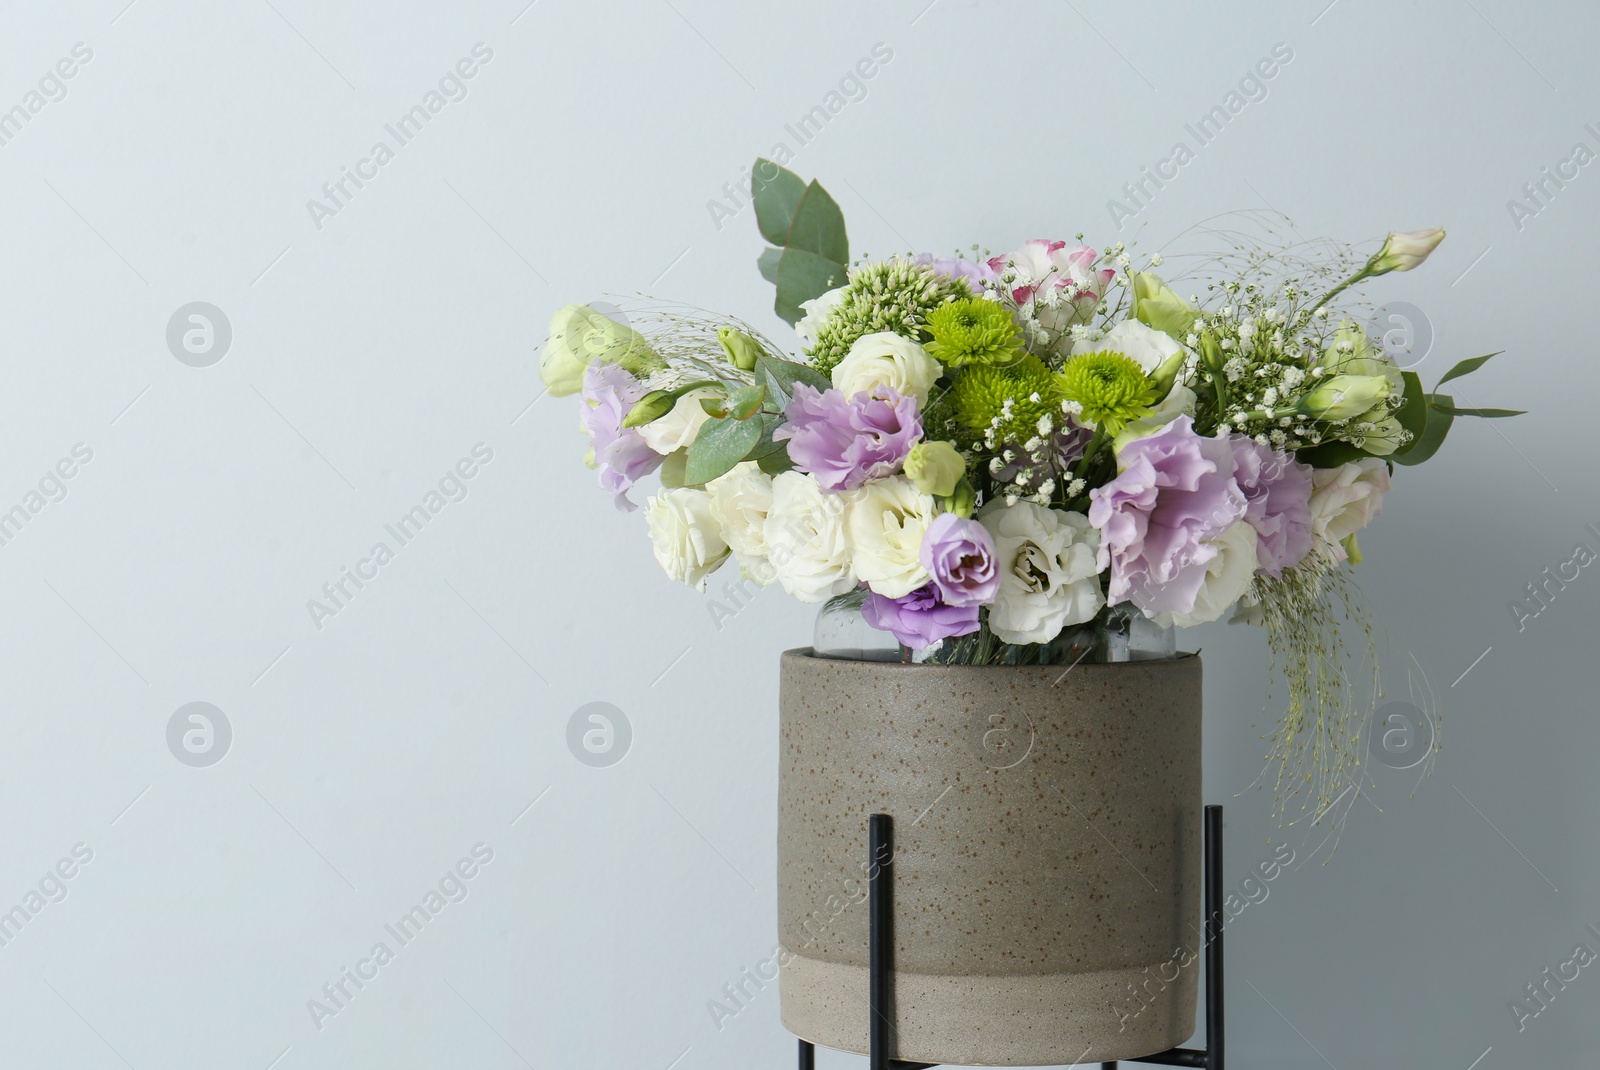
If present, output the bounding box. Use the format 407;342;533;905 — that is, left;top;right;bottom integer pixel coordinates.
1055;350;1158;433
924;297;1024;367
807;261;970;376
948;356;1060;446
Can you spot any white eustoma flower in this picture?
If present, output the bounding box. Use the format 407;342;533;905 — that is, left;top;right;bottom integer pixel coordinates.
978;500;1105;644
1074;318;1185;374
763;472;855;603
644;487;730;591
1155;520;1261;628
638;387;718;455
1308;458;1390;561
845;476;935;598
706;461;775;582
832;332;942;406
795;286;846;349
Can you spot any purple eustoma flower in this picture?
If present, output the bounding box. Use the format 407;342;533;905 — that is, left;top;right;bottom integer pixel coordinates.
1087;415;1246;617
1229;436;1314;577
919;513;1000;607
773;384;922;492
912;252;1000;292
579;362;661;512
861;583;981;649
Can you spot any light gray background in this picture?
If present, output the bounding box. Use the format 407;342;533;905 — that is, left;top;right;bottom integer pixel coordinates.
0;0;1594;1067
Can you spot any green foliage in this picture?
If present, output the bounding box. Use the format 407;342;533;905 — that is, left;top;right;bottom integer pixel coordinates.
752;158;849;326
684;414;762;485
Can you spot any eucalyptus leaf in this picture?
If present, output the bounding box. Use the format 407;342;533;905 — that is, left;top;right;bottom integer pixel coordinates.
756;246;782;284
725;383;767;420
1393;394;1454;466
786;181;849;263
756;352;831;409
1435;351;1502;387
773;247;848;325
752;159;807;247
658;449;689;488
755;449;796;476
684;415;762;485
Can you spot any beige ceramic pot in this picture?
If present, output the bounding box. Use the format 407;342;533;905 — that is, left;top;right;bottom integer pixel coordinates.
776;648;1203;1066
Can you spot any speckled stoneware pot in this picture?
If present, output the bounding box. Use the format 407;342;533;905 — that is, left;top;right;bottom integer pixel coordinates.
777;648;1202;1066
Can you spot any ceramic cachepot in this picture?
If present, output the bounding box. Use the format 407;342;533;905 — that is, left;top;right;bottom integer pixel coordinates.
776;648;1202;1066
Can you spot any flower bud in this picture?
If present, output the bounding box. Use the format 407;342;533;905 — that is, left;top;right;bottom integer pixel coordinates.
940;477;977;519
621;390;678;428
1368;227;1446;275
1298;374;1392;422
539;304;661;396
904;441;966;498
1131;272;1198;341
717;326;765;371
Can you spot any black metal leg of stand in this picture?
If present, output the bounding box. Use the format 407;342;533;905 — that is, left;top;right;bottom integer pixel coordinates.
1125;803;1224;1070
801;805;1223;1070
1203;804;1224;1070
869;813;893;1070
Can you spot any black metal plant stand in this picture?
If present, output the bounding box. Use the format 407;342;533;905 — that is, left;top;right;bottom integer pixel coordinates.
794;805;1225;1070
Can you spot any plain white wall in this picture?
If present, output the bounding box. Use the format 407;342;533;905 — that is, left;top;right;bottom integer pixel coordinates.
0;0;1595;1067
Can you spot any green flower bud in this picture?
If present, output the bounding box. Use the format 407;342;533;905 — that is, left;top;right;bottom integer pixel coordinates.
1147;347;1190;400
717;326;765;371
1298;374;1392;422
1131;272;1198;341
539;304;662;396
903;441;966;497
621;389;678;429
940;477;977;519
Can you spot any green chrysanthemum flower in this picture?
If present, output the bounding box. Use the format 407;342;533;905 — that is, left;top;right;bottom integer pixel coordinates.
807;261;970;376
924;297;1025;367
948;356;1060;446
1055;350;1159;433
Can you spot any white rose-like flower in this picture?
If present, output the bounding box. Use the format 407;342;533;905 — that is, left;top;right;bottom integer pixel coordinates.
845;476;935;598
796;286;846;349
638;387;717;455
1074;318;1185;374
707;461;775;582
644;487;730;591
763;472;855;603
831;332;942;406
978;500;1105;644
1154;520;1261;628
1308;457;1391;561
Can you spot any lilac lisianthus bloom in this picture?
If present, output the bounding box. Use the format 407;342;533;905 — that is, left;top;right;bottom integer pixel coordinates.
579;362;661;512
919;513;1000;607
1229;436;1315;577
1088;415;1246;616
773;384;922;492
912;252;1000;292
861;583;981;648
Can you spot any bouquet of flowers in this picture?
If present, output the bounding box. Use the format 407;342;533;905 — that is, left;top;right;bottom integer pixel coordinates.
540;159;1517;815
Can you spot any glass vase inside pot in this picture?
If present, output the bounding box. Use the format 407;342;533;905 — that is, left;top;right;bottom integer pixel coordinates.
813;587;1176;665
